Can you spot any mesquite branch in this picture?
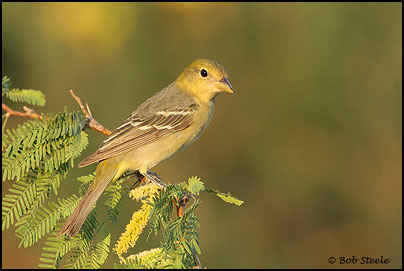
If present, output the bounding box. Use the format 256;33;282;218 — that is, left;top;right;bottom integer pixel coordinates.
69;89;111;136
2;103;43;120
2;90;112;136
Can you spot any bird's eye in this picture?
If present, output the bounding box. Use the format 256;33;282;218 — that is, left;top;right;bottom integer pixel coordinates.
200;69;208;77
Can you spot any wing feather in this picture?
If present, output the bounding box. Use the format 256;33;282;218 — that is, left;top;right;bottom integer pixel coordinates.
78;104;197;167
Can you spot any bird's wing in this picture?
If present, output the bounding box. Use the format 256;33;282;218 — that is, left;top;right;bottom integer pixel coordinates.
78;85;198;167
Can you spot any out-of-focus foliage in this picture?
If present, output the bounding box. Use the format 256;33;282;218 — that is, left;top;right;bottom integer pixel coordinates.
2;2;402;269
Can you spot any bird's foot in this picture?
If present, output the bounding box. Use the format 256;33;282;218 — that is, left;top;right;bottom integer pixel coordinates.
143;170;167;188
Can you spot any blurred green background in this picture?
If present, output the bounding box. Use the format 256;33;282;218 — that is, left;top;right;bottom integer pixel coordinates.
2;2;402;269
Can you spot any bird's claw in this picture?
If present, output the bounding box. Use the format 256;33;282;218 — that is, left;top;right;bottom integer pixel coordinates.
144;170;167;188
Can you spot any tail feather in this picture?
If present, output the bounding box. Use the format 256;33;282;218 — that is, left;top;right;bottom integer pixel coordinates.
57;163;118;238
78;151;100;168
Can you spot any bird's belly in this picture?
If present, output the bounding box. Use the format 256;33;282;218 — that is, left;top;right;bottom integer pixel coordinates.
114;126;200;172
138;132;193;168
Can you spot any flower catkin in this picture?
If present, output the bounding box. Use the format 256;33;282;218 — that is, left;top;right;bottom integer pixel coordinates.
114;182;159;260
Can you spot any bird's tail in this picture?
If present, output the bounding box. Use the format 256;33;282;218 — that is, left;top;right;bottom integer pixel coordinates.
57;161;119;238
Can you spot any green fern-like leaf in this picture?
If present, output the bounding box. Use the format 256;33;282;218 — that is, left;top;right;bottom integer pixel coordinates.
65;131;89;164
186;176;205;195
15;195;81;248
147;184;181;238
115;256;144;269
2;76;46;106
2;109;86;182
2;177;37;231
105;180;133;225
1;167;75;232
106;182;136;225
2;76;11;91
106;203;120;225
80;208;99;242
76;172;95;196
3;88;46;106
86;228;111;268
104;179;123;209
145;181;202;268
63;238;91;269
77;173;96;185
205;188;244;206
116;248;175;269
38;224;80;268
36;165;68;197
162;198;201;258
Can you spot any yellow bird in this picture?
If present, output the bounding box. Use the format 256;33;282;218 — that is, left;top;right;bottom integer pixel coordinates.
58;59;233;237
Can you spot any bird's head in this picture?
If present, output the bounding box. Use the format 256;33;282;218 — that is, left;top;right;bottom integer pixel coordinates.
175;59;233;104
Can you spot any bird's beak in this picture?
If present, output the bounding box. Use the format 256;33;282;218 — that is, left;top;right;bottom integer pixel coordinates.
219;77;233;94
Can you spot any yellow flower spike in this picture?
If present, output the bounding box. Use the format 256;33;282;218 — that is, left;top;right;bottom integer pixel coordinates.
114;182;160;259
129;182;160;201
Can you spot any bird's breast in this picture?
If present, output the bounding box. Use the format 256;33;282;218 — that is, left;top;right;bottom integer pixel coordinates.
189;101;214;142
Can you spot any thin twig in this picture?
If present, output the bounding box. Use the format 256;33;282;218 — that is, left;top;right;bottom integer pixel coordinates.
2;103;43;120
69;89;111;136
175;195;189;218
2;90;111;136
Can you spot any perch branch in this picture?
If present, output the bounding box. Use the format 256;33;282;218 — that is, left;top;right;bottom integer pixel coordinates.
2;103;43;120
2;90;111;136
69;89;111;136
